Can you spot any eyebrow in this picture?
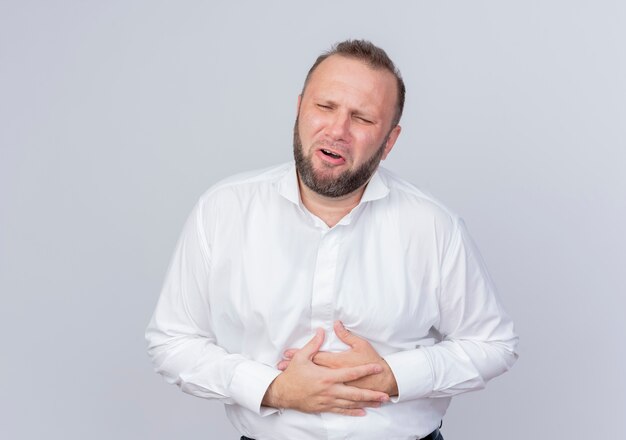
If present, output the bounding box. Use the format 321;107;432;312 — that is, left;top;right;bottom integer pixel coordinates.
315;98;378;122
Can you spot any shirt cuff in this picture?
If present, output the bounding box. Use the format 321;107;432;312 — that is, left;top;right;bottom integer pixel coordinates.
384;348;434;402
229;360;282;416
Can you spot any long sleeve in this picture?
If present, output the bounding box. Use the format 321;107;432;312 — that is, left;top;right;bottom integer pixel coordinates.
384;218;519;402
145;201;280;415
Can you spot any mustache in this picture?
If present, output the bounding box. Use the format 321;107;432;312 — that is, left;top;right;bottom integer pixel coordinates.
312;141;349;156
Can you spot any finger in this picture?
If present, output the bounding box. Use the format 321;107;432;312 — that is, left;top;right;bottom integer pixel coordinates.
334;321;360;347
296;328;325;360
331;407;366;417
333;362;382;383
336;384;390;403
332;399;382;409
312;351;343;368
277;359;290;370
283;349;297;359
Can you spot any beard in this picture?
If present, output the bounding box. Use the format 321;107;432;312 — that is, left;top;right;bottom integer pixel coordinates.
293;117;388;198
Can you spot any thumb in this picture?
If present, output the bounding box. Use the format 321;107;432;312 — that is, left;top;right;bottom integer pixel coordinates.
334;321;358;347
297;328;325;360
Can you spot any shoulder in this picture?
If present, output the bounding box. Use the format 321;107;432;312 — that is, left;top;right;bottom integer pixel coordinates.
376;166;460;230
196;162;292;206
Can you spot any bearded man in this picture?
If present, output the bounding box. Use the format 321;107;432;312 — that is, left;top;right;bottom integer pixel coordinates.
146;40;518;440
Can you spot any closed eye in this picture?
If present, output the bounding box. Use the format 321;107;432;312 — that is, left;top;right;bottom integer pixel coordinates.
355;116;374;124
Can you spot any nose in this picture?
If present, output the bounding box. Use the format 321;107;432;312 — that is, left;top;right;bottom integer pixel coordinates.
326;111;351;143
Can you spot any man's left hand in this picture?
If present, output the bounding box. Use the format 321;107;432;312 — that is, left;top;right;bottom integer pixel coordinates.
278;321;399;397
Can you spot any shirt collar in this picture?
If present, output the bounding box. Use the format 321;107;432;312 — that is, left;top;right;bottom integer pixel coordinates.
359;167;389;204
277;163;301;206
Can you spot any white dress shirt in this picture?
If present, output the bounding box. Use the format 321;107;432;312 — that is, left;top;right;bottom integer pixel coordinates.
146;162;518;440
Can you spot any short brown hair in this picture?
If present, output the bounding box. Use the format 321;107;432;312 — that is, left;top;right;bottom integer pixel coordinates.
302;39;406;127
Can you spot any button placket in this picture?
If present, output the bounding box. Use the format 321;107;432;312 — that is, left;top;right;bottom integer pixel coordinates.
309;229;340;340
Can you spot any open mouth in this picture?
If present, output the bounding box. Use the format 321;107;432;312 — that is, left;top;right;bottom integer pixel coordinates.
320;149;343;160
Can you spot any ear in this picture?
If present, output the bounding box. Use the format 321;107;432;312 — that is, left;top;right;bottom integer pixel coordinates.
381;125;402;160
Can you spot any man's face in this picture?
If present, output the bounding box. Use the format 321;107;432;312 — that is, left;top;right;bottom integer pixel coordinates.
294;55;401;198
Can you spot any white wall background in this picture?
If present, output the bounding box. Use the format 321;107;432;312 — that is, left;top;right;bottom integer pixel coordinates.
1;1;625;438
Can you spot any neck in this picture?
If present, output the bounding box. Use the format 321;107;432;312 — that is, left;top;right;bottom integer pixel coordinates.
298;177;366;228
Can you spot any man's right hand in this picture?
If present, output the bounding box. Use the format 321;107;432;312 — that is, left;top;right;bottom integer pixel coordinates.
262;328;390;416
